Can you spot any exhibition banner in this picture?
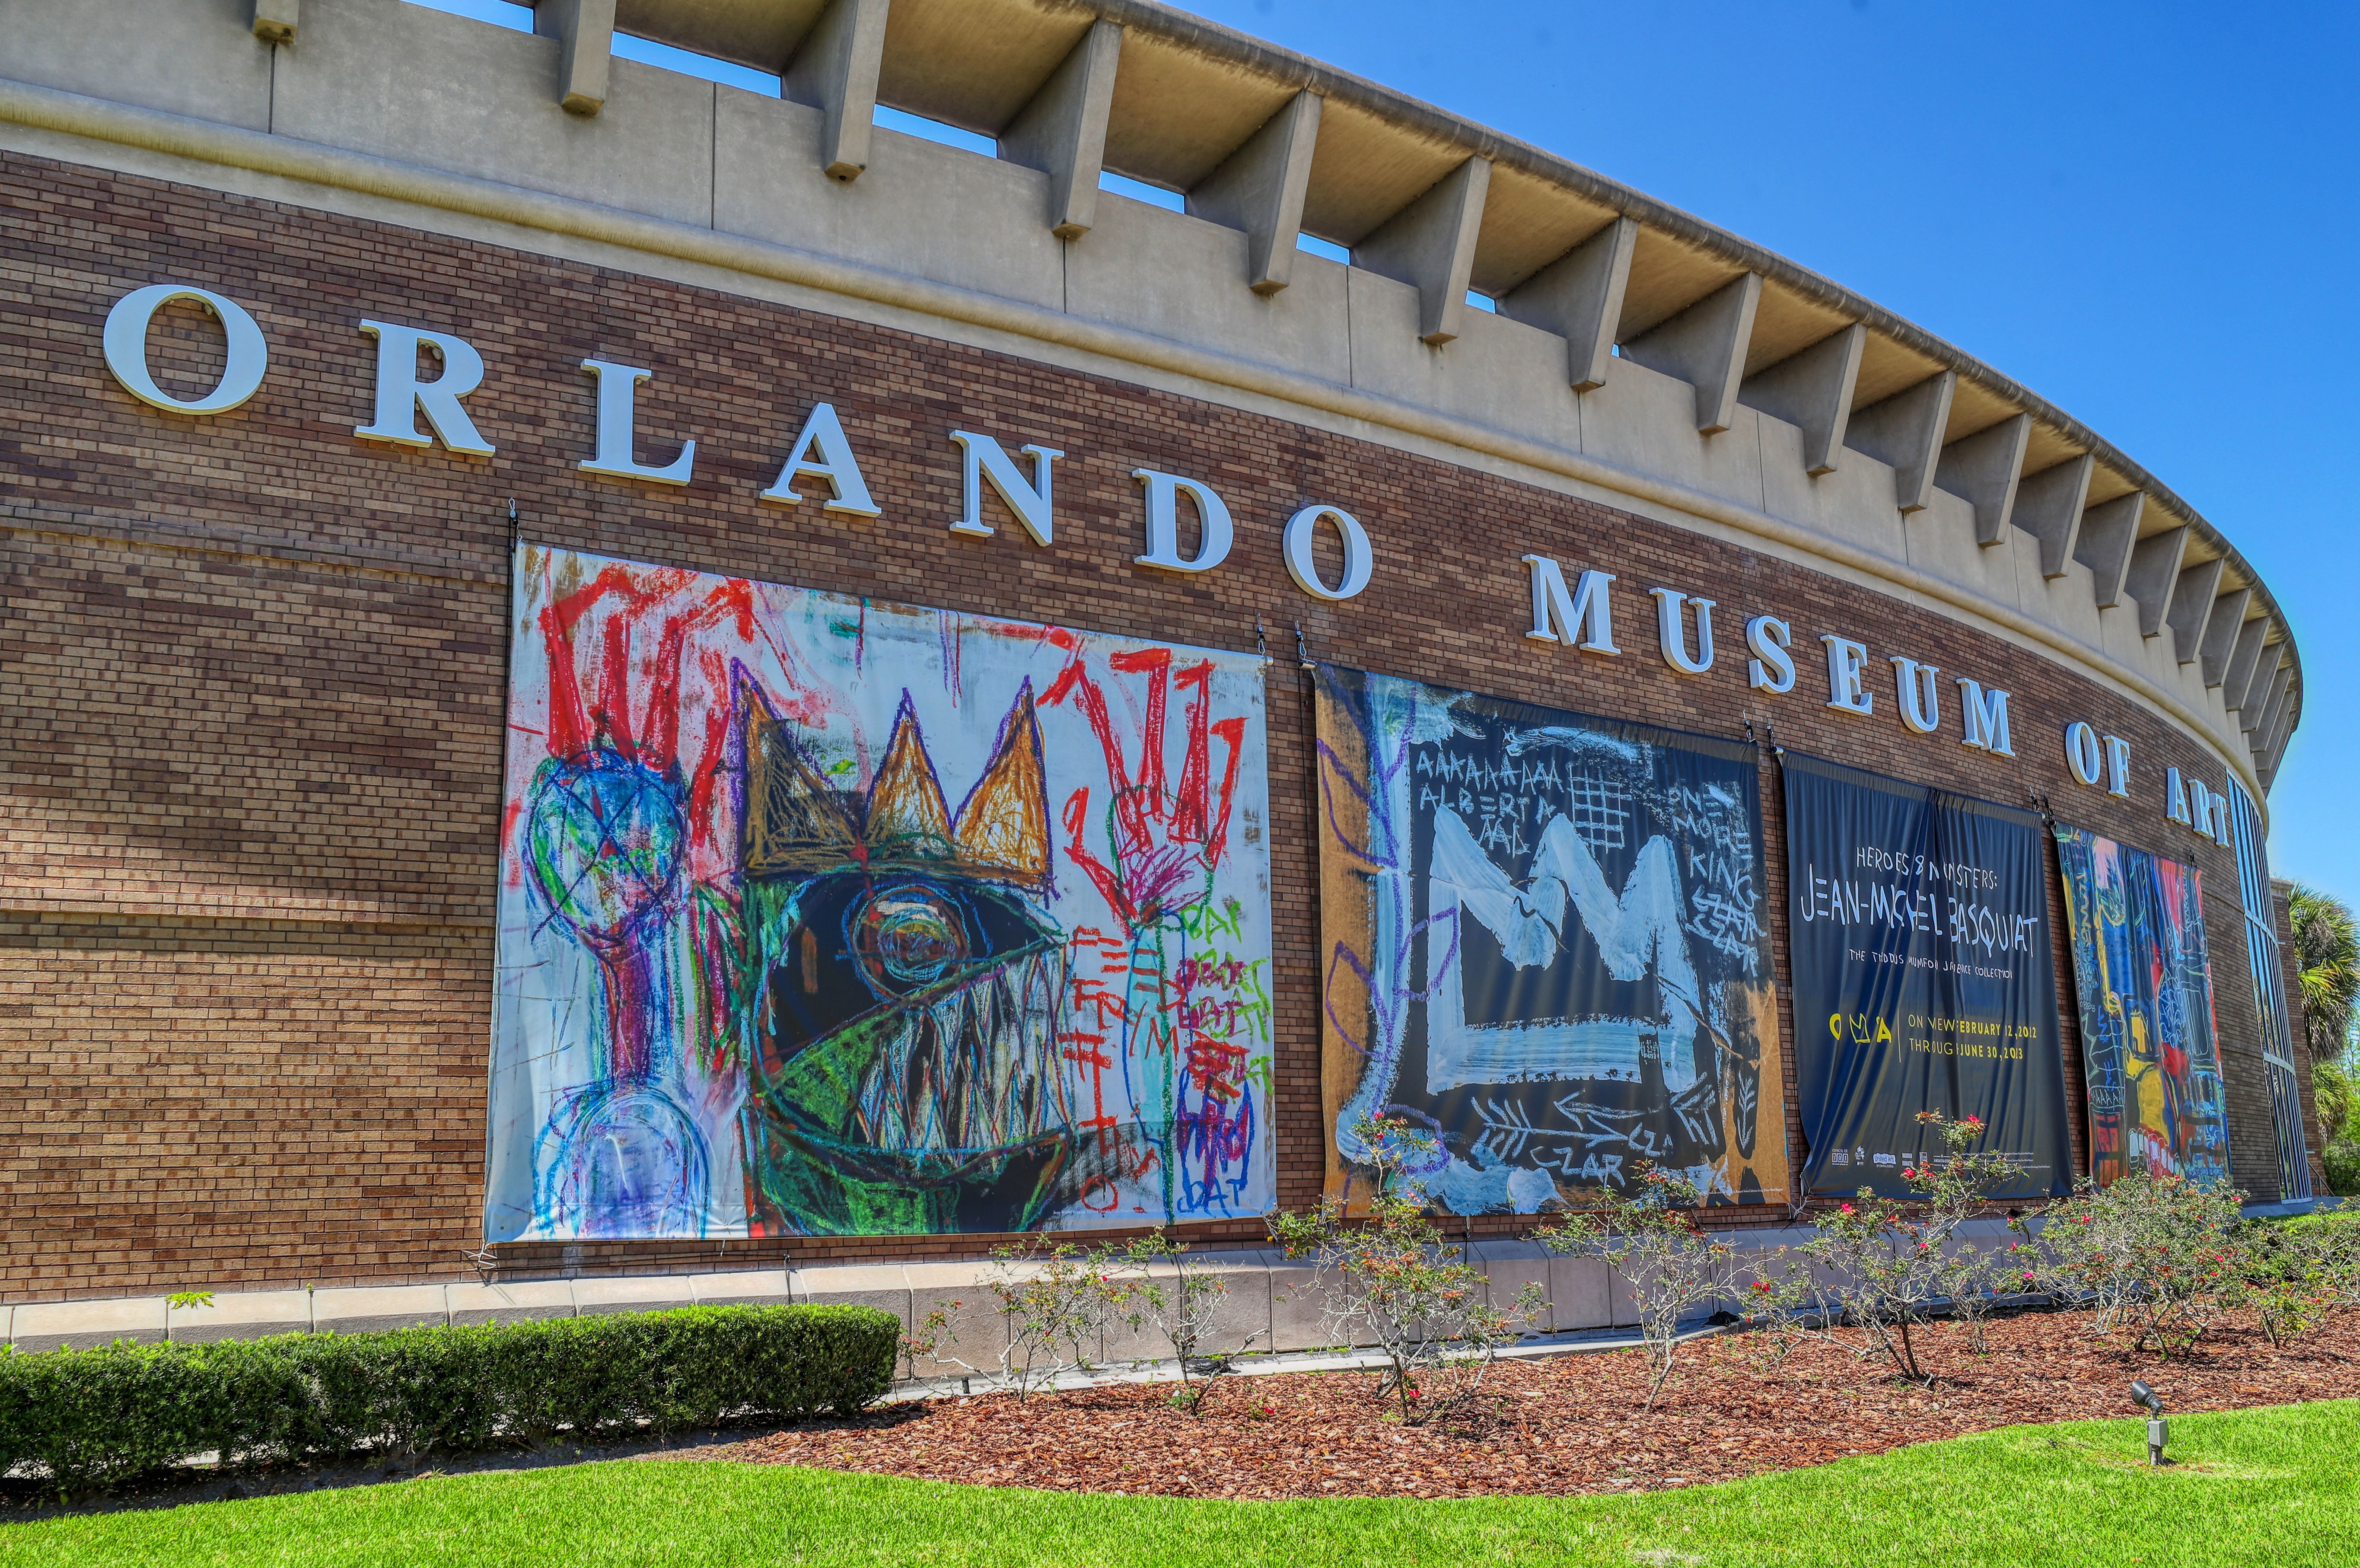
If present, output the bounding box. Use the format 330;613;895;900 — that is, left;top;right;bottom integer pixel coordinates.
1313;664;1788;1211
1782;754;2070;1199
487;546;1274;1240
2053;825;2233;1186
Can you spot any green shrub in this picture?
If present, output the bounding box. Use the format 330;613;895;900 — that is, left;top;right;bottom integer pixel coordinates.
0;1303;896;1496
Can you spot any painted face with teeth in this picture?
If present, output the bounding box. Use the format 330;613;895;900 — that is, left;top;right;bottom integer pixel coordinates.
737;682;1084;1237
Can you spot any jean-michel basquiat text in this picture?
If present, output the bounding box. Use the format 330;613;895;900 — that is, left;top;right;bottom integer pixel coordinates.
486;547;1274;1240
1312;665;1788;1212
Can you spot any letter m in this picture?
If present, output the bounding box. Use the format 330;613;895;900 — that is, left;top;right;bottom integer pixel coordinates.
1522;555;1618;654
1956;679;2014;757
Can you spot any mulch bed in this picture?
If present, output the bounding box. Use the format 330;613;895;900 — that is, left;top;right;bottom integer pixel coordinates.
665;1306;2360;1499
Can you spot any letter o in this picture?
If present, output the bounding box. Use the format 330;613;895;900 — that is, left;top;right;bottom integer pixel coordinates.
1281;504;1373;602
2063;720;2104;786
102;284;268;416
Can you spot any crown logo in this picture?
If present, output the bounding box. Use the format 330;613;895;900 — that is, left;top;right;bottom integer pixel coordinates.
742;682;1052;892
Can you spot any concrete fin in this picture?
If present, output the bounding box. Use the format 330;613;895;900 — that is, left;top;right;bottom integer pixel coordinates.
1354;155;1493;345
253;0;298;44
2245;658;2291;738
1845;370;1956;513
2165;556;2225;665
2012;453;2094;580
535;0;615;116
783;0;890;182
2261;700;2298;784
1187;90;1322;294
2222;616;2271;712
1620;272;1763;434
1935;412;2031;545
2122;523;2188;639
999;18;1123;239
1497;215;1638;392
2073;489;2143;608
1739;322;1866;475
2200;587;2252;686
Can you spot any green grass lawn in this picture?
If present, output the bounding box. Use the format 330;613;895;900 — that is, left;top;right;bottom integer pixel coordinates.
5;1400;2355;1568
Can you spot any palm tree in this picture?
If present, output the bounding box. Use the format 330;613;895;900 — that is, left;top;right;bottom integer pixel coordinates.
2287;883;2360;1062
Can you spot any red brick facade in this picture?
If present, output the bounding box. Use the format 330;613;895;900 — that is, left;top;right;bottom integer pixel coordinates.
0;150;2315;1301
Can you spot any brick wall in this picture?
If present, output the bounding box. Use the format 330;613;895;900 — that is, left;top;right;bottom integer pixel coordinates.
0;149;2292;1300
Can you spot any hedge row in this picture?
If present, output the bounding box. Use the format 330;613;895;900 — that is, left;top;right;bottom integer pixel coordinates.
0;1304;898;1494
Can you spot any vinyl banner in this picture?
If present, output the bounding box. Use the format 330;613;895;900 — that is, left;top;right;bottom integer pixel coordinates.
1781;754;2069;1199
487;547;1274;1241
2053;825;2232;1186
1313;664;1788;1210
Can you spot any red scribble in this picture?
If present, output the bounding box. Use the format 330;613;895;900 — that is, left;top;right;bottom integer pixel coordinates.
1041;656;1244;928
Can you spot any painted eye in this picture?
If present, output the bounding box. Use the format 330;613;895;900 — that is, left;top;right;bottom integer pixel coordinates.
851;884;971;994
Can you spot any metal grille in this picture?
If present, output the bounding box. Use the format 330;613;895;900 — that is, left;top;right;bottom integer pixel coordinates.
2227;780;2312;1201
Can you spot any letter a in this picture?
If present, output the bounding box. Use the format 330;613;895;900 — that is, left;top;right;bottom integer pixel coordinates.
761;402;880;515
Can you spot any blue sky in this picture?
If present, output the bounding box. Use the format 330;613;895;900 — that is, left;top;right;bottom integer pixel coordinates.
1177;2;2359;897
411;0;2356;901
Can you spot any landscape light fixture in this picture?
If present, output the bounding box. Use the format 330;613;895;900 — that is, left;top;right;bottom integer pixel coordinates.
2129;1380;2167;1466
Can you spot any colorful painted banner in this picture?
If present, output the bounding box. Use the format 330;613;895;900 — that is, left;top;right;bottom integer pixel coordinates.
1782;754;2070;1199
486;547;1274;1240
1312;664;1787;1210
2053;825;2232;1187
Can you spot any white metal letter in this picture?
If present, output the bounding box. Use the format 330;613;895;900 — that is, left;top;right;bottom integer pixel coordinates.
1521;556;1618;654
1133;469;1233;573
1822;634;1873;715
2165;765;2192;826
761;402;880;515
948;431;1060;544
578;360;694;485
1890;656;1941;735
2105;734;2132;798
2064;721;2103;786
2186;777;2215;841
1745;615;1795;694
1650;589;1715;676
1283;504;1373;602
102;284;268;416
1957;679;2015;757
354;319;494;455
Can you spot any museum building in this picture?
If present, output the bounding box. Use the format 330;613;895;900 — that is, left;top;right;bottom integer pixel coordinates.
0;0;2325;1347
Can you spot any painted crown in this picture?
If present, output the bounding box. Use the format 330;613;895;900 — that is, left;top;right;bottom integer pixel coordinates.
742;682;1051;892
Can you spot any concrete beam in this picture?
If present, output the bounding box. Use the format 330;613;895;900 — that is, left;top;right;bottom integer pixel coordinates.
783;0;889;182
1497;215;1638;393
1934;412;2030;545
2013;454;2094;580
2121;523;2188;639
1739;322;1866;475
2264;683;2295;756
252;0;298;45
999;18;1123;239
2261;700;2298;785
1354;155;1493;346
2073;488;2143;608
2245;658;2291;739
1844;370;1956;513
1186;89;1322;294
2200;587;2253;686
2165;555;2226;665
534;0;614;116
2223;617;2271;714
1620;272;1763;434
